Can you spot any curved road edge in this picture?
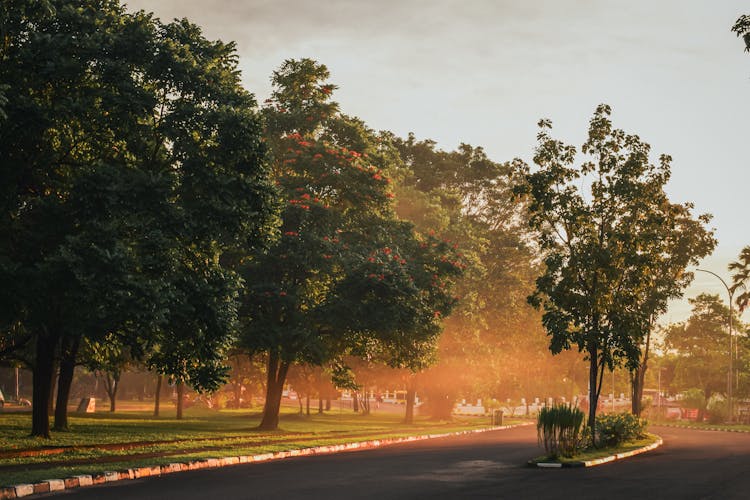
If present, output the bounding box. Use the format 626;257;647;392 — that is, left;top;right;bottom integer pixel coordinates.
0;422;535;499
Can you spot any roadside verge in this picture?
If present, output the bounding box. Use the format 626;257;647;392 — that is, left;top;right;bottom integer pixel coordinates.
0;422;533;499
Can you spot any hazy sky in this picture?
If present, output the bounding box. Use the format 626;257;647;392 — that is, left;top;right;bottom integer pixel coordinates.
125;0;749;322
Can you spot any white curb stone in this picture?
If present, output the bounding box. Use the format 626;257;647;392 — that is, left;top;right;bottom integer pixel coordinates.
43;479;65;491
74;475;93;486
14;485;34;498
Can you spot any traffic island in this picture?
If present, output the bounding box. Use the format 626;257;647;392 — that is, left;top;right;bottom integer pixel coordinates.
528;433;663;468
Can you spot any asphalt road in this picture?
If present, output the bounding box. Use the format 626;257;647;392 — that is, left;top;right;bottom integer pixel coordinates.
46;425;750;500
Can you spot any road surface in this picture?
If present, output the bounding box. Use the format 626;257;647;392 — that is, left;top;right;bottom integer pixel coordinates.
47;425;750;499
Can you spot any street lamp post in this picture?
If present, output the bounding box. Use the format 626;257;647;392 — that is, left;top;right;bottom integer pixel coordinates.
696;268;735;422
657;366;666;421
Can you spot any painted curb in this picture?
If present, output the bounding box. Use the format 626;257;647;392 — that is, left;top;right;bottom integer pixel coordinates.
654;423;750;433
1;422;533;498
530;435;663;468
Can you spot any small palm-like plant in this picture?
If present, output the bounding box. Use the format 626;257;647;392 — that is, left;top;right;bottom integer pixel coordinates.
537;404;586;458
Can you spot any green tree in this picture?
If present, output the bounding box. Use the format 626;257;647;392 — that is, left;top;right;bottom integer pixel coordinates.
238;59;461;430
0;0;276;436
390;134;541;419
729;246;750;312
731;14;750;52
627;202;715;416
516;104;691;432
81;333;131;413
665;294;745;405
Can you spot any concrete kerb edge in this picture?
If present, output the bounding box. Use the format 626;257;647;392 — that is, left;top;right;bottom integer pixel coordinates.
531;435;664;469
654;423;750;433
6;422;534;498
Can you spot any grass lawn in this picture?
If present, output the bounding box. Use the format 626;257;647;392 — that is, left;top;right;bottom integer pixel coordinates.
528;433;660;465
0;403;517;486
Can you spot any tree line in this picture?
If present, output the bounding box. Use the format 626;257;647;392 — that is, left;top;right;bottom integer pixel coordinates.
1;1;745;439
0;0;505;437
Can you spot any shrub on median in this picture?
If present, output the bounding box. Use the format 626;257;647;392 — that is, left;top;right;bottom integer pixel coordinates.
595;412;646;447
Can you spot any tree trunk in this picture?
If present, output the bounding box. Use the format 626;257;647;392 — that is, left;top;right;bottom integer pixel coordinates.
318;393;323;414
404;379;416;424
631;326;651;416
31;331;60;438
176;382;184;420
54;336;80;431
306;394;310;416
154;374;162;417
587;344;600;440
297;393;304;414
47;358;59;416
103;372;119;412
258;351;289;430
630;364;647;417
352;392;359;412
233;382;242;409
404;388;416;424
360;391;370;415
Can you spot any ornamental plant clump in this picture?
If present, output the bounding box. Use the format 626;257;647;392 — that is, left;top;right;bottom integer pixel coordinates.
594;412;646;448
537;404;586;458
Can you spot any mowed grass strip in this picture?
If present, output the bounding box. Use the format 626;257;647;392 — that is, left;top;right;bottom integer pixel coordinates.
1;404;510;486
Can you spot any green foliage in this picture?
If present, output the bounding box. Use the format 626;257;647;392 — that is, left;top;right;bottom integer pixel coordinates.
665;295;745;400
731;14;750;52
680;388;707;411
0;0;277;435
390;132;541;415
730;246;750;313
238;59;463;429
515;104;714;430
707;394;729;424
594;412;646;448
537;404;586;458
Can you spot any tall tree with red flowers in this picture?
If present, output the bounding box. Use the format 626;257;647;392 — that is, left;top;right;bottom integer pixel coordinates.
237;59;463;430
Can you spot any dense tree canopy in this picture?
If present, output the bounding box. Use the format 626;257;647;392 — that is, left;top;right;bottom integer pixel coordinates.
0;0;276;436
237;59;462;430
664;294;746;402
388;134;544;418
